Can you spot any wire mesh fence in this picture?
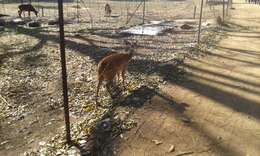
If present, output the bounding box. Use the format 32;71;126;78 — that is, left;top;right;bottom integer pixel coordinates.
0;0;235;68
0;0;239;152
0;0;237;80
0;0;233;28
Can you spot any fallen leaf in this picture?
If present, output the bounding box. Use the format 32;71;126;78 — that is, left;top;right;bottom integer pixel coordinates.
152;139;163;145
168;145;175;153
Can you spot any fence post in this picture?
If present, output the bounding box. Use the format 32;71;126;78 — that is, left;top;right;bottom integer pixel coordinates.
1;0;5;14
223;0;225;22
193;5;197;19
126;1;129;24
198;0;204;44
41;7;44;17
77;0;79;23
143;0;146;24
226;0;229;16
57;0;71;145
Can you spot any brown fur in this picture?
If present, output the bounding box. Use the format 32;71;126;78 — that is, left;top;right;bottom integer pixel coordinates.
18;4;38;18
96;41;137;104
217;16;223;26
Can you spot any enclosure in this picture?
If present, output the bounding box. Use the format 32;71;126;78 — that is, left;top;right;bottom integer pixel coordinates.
1;0;260;155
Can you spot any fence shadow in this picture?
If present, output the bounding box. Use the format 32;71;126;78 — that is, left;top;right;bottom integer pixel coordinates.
73;85;189;156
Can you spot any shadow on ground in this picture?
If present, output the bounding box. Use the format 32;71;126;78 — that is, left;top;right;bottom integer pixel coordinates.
2;20;260;155
71;85;190;156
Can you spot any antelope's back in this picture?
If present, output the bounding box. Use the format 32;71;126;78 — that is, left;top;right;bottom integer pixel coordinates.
98;53;131;74
18;4;36;11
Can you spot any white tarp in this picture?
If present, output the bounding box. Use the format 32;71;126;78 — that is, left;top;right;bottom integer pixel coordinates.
121;21;174;36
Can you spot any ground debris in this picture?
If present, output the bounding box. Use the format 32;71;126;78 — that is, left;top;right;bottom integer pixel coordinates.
28;21;40;27
152;139;163;145
180;116;192;124
175;151;194;156
0;140;9;146
168;145;175;153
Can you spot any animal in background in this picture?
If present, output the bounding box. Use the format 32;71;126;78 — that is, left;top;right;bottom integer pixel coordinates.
96;40;137;104
18;4;38;18
104;3;112;17
217;16;223;26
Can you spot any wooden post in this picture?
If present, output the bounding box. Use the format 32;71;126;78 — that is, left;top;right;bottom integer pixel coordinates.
197;0;204;44
193;5;197;19
57;0;71;145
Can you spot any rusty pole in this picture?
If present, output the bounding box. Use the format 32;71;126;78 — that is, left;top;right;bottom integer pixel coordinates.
57;0;71;144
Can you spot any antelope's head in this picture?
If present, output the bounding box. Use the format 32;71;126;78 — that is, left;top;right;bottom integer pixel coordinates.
124;40;138;55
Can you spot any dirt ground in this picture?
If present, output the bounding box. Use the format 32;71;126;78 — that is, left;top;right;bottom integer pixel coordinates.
0;0;260;156
113;1;260;156
1;1;215;155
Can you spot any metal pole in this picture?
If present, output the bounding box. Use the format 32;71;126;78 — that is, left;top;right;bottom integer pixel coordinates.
57;0;71;145
143;0;145;24
226;0;229;16
77;0;79;23
197;0;204;44
223;0;225;22
193;5;197;19
42;7;44;17
1;0;5;14
126;1;128;24
37;0;40;12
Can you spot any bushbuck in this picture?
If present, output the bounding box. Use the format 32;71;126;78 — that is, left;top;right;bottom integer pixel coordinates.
96;40;137;104
104;3;112;17
18;4;38;18
217;16;223;26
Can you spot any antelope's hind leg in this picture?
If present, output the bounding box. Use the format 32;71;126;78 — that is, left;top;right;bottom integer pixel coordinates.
105;80;115;98
121;68;127;89
116;72;120;83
